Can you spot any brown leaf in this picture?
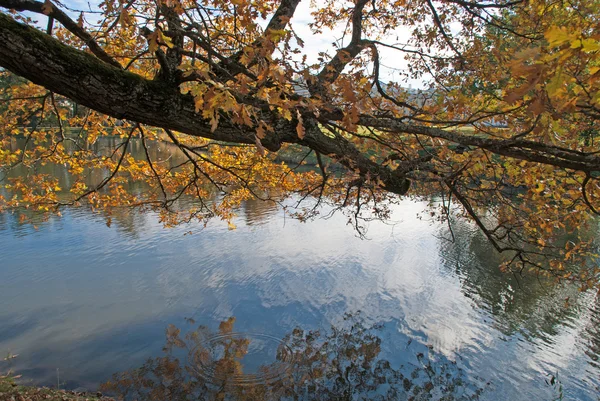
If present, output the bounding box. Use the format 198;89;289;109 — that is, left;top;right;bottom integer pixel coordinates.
41;0;53;15
210;114;219;133
255;135;266;156
528;95;545;115
256;124;266;139
503;88;525;105
296;110;305;140
147;31;159;53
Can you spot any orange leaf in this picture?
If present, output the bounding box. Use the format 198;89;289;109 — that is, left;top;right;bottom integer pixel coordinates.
256;124;266;139
296;110;305;140
147;31;159;53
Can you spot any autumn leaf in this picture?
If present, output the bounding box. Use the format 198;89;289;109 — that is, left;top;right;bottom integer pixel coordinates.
255;135;266;156
210;114;219;133
296;110;305;140
118;8;133;27
159;30;174;49
268;29;287;42
581;38;600;53
545;26;573;47
41;0;52;15
528;96;545;115
147;31;159;53
256;124;266;139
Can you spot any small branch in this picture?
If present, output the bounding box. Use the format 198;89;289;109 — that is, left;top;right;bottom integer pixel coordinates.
310;0;370;95
425;0;462;57
0;0;122;68
581;174;600;215
64;124;135;204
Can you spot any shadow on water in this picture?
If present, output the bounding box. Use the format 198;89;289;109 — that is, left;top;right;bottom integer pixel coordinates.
100;314;487;401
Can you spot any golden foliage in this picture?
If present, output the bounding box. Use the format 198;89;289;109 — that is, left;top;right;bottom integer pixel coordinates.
1;0;600;287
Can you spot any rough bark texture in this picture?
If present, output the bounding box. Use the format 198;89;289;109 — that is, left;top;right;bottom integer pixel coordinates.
0;13;411;194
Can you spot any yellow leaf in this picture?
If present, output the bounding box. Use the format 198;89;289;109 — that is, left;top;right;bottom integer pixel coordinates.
159;31;174;49
296;110;305;140
544;26;573;47
570;39;583;49
278;107;292;121
581;39;600;53
546;71;563;96
268;29;287;42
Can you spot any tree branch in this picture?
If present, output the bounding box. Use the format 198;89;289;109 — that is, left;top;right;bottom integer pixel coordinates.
0;13;411;195
214;0;302;78
0;0;122;68
310;0;370;95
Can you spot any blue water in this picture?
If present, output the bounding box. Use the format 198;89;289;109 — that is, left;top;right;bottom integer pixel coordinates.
0;198;598;400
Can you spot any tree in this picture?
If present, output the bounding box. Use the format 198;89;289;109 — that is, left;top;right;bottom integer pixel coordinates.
0;0;599;286
101;315;485;400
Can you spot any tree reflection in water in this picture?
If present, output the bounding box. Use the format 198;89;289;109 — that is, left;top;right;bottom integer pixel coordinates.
101;315;485;400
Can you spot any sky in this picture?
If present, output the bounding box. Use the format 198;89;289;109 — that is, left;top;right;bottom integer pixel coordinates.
287;0;421;86
51;0;426;87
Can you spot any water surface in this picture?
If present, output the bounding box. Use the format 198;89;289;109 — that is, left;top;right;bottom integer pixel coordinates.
0;144;599;400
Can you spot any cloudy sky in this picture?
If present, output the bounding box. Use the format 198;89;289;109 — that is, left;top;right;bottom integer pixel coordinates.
51;0;425;86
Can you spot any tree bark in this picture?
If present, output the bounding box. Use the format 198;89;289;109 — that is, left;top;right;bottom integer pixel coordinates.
0;13;411;194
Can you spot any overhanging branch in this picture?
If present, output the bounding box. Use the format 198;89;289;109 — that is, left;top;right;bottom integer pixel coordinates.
0;13;411;194
0;0;122;68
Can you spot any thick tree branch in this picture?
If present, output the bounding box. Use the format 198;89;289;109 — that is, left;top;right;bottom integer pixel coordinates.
0;13;411;195
156;5;184;82
445;0;524;9
0;0;122;68
359;116;600;172
264;0;302;34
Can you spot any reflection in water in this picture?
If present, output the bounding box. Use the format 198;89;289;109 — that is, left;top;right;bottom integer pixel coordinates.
0;137;193;232
440;217;582;339
1;139;600;400
0;137;281;233
101;315;485;401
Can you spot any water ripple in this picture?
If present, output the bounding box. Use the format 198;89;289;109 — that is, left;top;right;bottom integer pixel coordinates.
188;332;295;386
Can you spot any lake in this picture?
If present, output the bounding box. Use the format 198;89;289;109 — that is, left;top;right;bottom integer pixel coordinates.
0;140;599;400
